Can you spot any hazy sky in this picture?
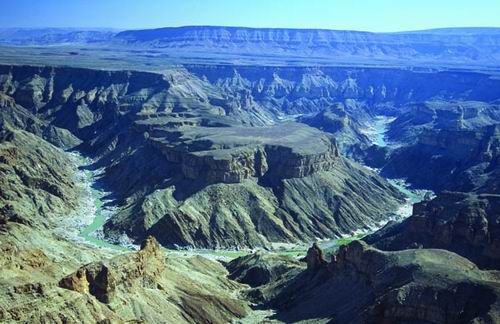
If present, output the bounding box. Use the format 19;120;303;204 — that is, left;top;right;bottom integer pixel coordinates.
1;0;499;32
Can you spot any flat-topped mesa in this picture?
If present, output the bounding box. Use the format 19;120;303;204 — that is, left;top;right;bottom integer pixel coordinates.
148;122;339;184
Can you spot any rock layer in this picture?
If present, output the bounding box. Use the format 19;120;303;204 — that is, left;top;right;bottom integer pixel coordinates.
366;192;500;270
266;241;500;323
383;101;500;193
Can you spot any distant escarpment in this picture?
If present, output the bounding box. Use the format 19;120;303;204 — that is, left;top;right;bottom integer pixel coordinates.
2;27;500;68
114;26;500;67
366;192;500;270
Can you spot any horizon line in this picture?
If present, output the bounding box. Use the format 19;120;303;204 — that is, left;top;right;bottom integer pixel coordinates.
1;25;500;34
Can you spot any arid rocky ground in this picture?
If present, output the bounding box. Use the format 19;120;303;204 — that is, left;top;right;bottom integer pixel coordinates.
1;27;500;323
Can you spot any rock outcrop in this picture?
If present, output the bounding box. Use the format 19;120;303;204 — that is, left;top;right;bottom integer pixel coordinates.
0;235;249;323
266;241;500;323
306;243;327;272
365;192;500;270
59;236;164;303
146;122;340;185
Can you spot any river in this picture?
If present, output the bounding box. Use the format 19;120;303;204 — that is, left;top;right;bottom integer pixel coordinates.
364;116;434;217
60;115;433;258
54;153;135;252
317;115;434;251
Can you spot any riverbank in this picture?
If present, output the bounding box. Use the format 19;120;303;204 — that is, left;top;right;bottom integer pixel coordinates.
55;153;133;252
61;113;433;261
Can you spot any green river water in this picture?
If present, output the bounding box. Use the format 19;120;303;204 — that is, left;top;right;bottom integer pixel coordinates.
70;115;433;259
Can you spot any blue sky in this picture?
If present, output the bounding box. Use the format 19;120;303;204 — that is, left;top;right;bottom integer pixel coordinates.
1;0;499;32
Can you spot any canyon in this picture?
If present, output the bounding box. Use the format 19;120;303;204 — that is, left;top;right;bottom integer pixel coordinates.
0;26;500;323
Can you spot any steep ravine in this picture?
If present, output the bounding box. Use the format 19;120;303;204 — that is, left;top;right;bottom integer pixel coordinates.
365;115;435;212
3;64;469;251
67;115;432;257
317;117;434;251
54;153;132;251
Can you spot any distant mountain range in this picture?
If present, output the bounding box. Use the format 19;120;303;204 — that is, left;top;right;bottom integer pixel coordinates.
0;27;118;45
1;26;499;68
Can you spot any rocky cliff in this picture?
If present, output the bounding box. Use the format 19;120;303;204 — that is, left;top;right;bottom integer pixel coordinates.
365;192;500;270
383;101;500;192
145;122;339;184
238;241;500;323
56;236;248;323
0;232;250;323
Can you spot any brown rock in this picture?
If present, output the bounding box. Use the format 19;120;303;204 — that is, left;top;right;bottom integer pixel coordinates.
306;243;327;272
59;236;164;303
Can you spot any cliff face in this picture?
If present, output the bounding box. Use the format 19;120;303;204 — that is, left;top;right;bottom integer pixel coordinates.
383;101;500;192
247;241;500;323
146;122;339;185
366;192;500;270
154;142;339;184
59;236;165;303
56;236;248;323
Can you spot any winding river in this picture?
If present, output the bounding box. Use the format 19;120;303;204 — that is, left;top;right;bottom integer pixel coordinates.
61;115;433;257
